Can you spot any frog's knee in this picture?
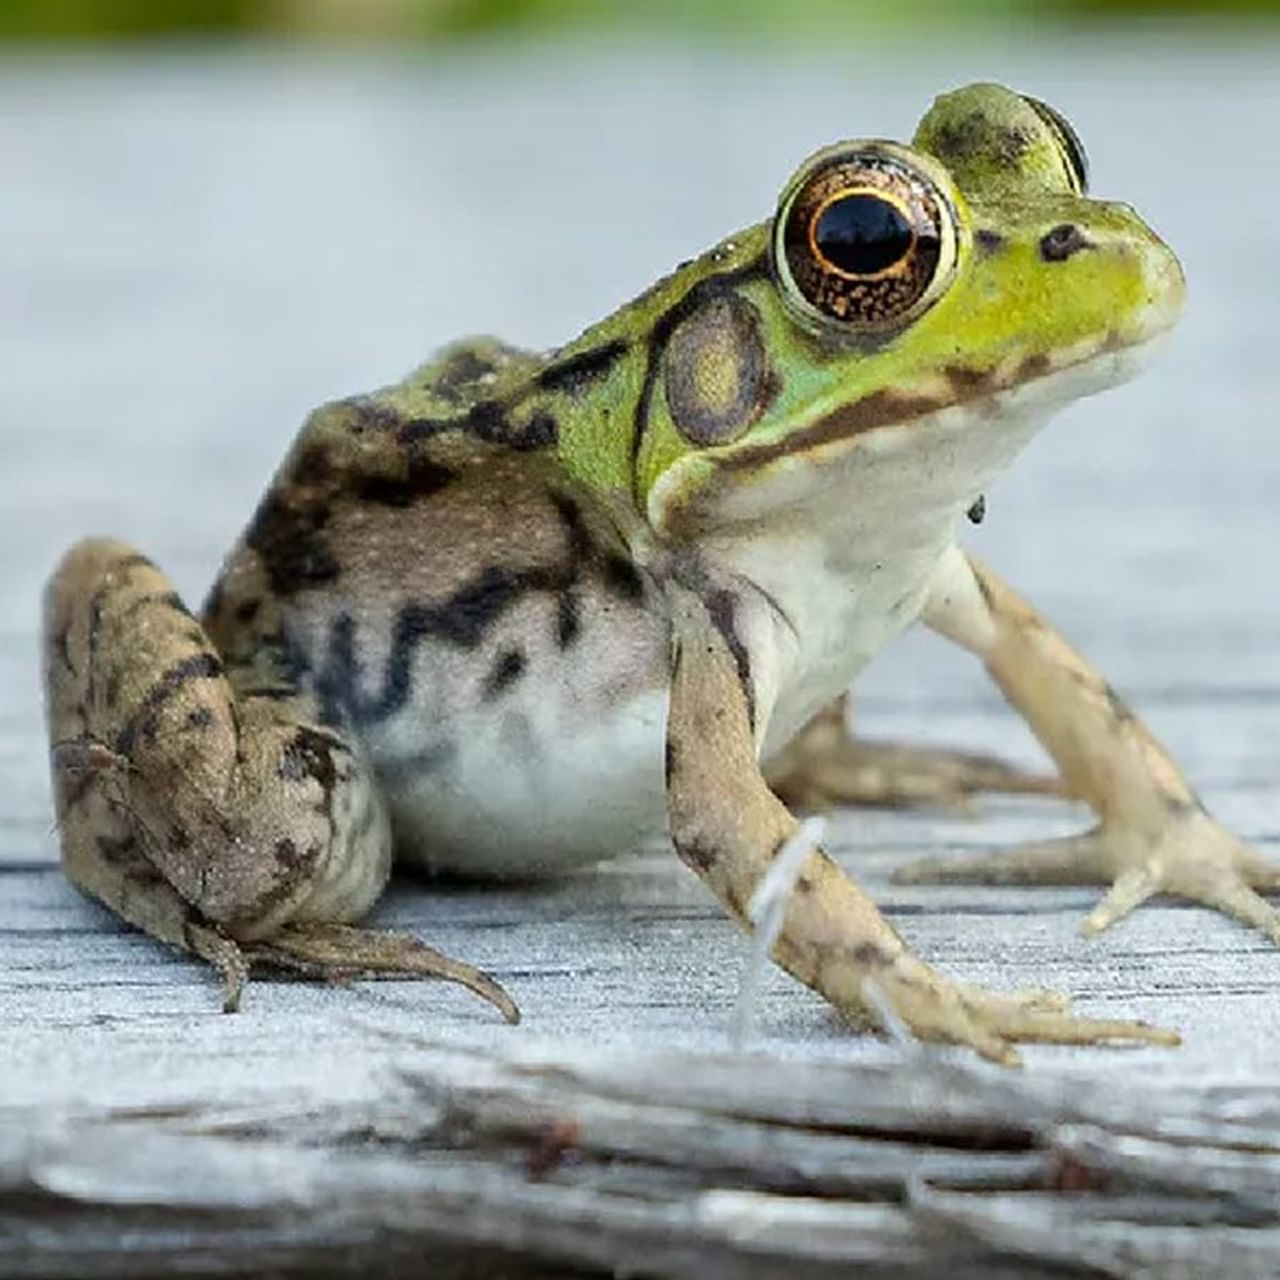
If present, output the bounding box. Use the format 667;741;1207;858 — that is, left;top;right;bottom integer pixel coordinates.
192;714;393;937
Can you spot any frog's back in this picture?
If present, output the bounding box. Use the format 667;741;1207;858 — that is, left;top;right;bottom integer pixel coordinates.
203;340;671;876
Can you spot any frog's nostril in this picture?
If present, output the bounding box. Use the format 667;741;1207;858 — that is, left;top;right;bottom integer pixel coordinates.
1039;224;1091;263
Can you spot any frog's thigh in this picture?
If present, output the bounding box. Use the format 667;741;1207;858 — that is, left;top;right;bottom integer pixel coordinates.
907;546;1280;943
43;538;517;1019
764;692;1062;813
663;584;1171;1062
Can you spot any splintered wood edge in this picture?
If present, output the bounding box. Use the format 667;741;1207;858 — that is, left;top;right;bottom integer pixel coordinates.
4;1037;1280;1279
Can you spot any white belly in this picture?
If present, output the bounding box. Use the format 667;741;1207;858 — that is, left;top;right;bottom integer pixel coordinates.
386;682;670;877
361;589;672;878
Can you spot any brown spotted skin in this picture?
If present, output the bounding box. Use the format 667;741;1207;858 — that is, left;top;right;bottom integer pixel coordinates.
41;336;657;1012
203;368;667;876
43;529;518;1017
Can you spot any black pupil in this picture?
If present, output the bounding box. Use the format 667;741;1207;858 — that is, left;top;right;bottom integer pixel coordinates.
813;194;913;276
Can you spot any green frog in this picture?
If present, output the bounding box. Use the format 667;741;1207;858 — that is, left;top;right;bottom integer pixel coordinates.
44;83;1280;1065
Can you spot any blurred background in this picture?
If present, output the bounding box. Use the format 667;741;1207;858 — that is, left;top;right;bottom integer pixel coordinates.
3;0;1280;838
1;0;1279;38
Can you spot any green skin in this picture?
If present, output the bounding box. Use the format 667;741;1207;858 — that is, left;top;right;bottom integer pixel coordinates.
42;84;1280;1065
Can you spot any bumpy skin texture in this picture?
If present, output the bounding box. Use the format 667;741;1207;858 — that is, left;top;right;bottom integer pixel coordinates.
43;84;1279;1063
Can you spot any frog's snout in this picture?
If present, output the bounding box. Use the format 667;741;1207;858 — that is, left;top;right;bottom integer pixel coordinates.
1142;232;1186;327
1099;202;1186;344
1129;232;1186;345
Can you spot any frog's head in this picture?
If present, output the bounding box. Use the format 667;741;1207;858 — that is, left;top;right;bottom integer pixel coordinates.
633;83;1184;536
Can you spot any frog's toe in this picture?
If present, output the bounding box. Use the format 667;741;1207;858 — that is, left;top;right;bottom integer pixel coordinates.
769;736;1065;813
244;923;521;1024
866;957;1177;1067
1082;827;1280;946
896;814;1280;947
894;832;1105;886
956;987;1179;1058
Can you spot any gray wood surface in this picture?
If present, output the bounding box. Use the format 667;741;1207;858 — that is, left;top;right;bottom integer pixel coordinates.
3;33;1280;1278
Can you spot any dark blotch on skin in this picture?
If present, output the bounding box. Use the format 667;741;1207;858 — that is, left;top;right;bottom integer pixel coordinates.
115;652;225;755
434;349;497;402
850;942;893;969
677;837;720;873
233;598;262;625
399;398;556;452
966;564;999;618
355;456;457;508
278;727;339;805
432;569;533;647
185;705;215;731
664;738;678;787
933;117;1032;169
602;555;646;604
524;412;559;449
704;589;755;732
104;665;123;710
966;495;986;525
97;833;138;866
320;561;576;726
537;339;629;395
556;591;581;649
245;447;341;596
975;228;1006;254
550;492;594;563
342;396;407;435
1018;353;1052;381
483;648;527;700
273;837;316;873
1103;682;1137;725
1040;223;1092;263
944;365;998;397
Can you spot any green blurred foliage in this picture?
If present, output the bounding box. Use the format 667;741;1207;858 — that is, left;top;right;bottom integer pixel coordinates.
0;0;1277;39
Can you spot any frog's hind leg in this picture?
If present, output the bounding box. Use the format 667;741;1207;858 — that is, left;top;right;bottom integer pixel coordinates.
765;693;1065;813
43;538;518;1021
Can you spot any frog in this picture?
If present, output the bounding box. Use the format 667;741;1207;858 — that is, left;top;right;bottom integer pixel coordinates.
43;82;1280;1066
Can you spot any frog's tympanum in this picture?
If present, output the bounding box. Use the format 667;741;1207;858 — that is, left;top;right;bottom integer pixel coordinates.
44;85;1278;1063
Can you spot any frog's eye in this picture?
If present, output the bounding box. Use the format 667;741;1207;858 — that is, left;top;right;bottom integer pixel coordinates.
1021;95;1089;195
771;149;958;333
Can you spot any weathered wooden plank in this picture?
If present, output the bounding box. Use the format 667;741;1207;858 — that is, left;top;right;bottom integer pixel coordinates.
7;1040;1280;1278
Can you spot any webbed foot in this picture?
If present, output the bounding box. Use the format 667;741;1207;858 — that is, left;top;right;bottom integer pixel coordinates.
895;807;1280;945
246;922;521;1022
863;951;1178;1066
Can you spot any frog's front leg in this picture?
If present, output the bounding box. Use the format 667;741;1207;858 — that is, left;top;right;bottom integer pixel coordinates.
43;538;517;1020
764;692;1064;813
902;547;1280;942
663;584;1175;1064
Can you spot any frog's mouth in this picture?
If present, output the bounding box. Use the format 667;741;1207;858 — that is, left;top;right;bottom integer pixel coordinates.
715;323;1174;479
